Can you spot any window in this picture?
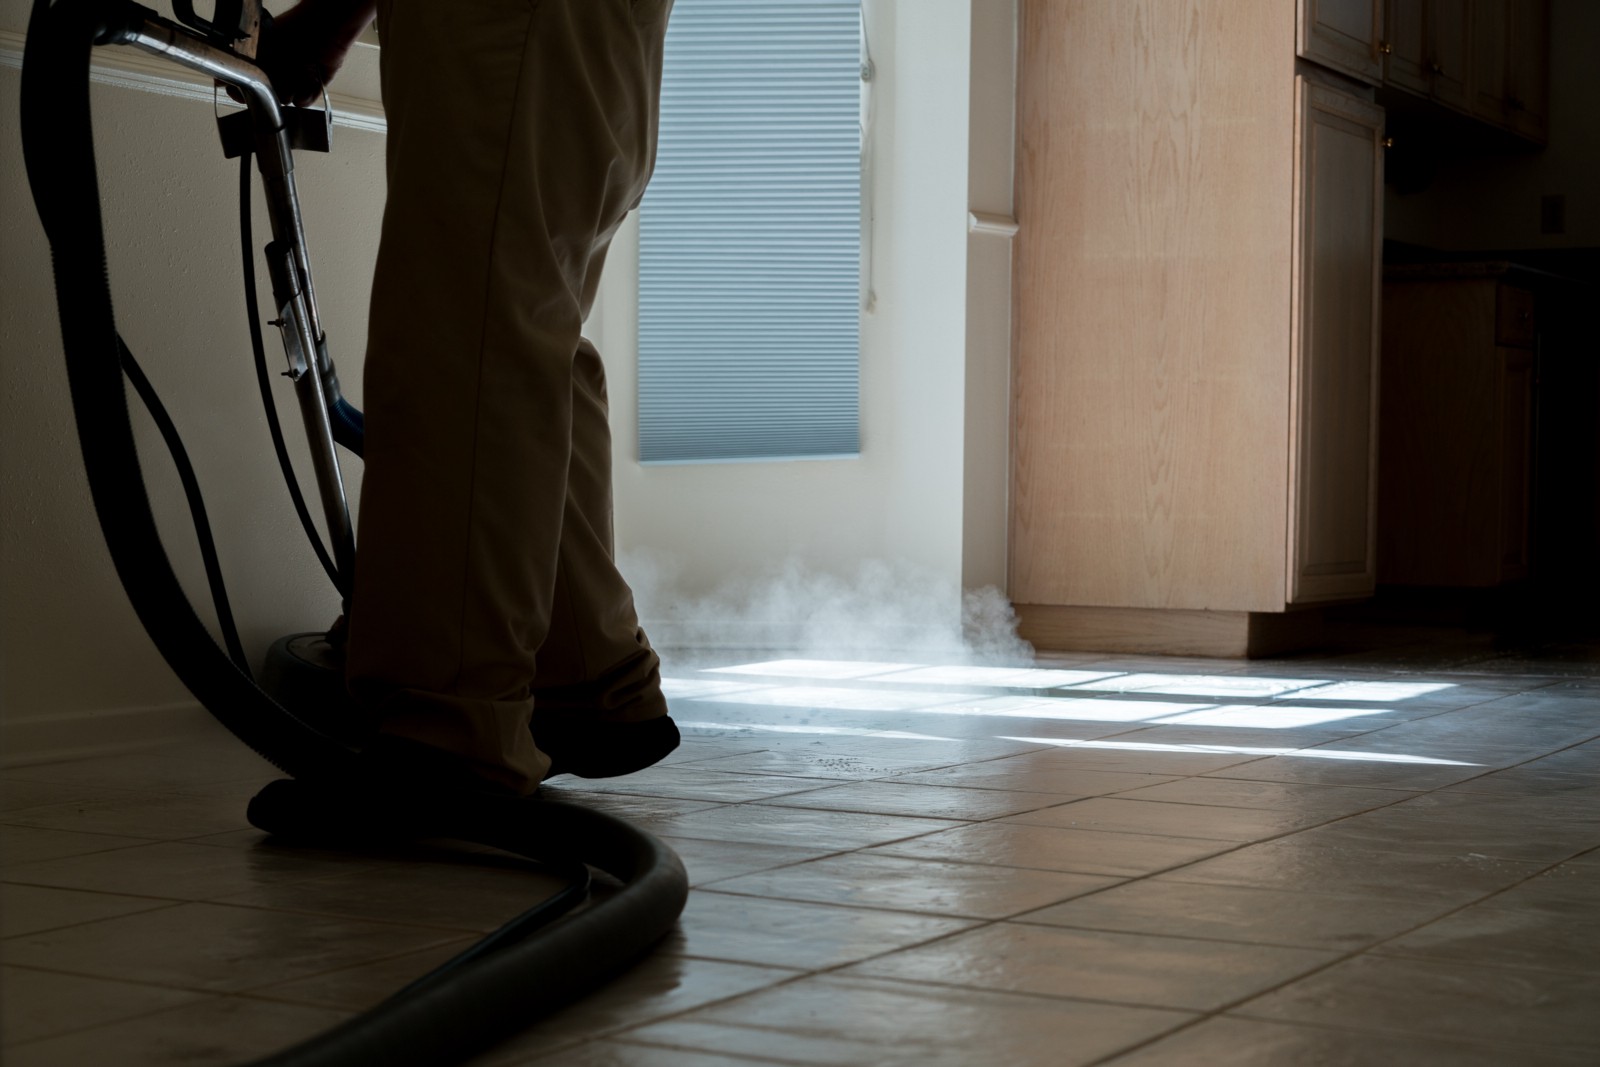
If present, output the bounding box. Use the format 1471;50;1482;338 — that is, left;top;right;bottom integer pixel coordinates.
637;0;863;463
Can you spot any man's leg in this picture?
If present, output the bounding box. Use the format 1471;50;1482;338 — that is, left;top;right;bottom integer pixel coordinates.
347;0;672;794
531;337;676;777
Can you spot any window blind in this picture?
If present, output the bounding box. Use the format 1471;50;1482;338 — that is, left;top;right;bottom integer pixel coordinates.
638;0;862;463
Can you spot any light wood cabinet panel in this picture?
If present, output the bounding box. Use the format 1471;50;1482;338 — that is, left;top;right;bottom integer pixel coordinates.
1012;1;1384;644
1289;82;1385;604
1011;0;1296;614
1300;0;1385;84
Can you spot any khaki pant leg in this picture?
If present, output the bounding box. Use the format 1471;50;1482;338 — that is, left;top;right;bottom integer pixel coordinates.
347;0;671;795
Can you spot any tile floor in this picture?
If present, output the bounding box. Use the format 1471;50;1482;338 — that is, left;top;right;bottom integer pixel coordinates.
2;637;1597;1065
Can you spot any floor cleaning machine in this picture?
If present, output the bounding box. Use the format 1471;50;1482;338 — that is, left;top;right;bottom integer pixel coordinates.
18;1;689;1063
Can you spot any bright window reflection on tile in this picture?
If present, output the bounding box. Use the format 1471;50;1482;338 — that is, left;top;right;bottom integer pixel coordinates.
1003;736;1479;766
1150;705;1398;729
695;685;982;712
1069;674;1326;698
1290;680;1458;702
707;660;921;680
661;678;767;699
901;696;1208;723
869;666;1124;689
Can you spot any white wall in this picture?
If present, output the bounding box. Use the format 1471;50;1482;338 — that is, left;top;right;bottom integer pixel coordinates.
0;9;386;753
599;0;1018;618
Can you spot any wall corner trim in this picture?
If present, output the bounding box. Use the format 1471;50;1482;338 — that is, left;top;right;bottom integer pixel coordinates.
968;210;1020;238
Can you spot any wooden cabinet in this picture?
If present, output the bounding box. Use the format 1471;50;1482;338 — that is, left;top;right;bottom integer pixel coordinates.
1471;0;1550;141
1012;0;1384;656
1378;268;1536;587
1385;0;1471;111
1290;83;1386;603
1300;0;1385;84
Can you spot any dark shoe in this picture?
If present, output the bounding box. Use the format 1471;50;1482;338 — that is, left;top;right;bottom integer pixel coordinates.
535;714;680;780
246;737;521;842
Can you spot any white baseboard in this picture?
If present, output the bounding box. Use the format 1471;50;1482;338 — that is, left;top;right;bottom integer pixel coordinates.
0;702;213;768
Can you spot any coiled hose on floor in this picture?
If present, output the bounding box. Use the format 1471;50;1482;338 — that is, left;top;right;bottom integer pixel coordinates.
18;2;688;1063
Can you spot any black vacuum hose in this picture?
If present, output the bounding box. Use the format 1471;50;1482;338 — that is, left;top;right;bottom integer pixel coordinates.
18;2;688;1063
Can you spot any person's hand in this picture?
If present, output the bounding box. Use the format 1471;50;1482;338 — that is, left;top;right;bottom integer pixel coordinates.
255;2;364;107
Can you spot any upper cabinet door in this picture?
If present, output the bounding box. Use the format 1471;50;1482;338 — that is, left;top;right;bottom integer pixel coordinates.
1507;0;1550;141
1430;0;1471;112
1300;0;1385;84
1385;0;1430;94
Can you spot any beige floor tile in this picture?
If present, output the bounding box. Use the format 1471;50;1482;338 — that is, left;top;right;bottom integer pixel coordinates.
620;979;1190;1067
1443;766;1600;799
1236;955;1600;1048
1111;776;1413;815
1018;879;1449;950
1484;863;1600;914
538;794;727;830
645;836;831;888
1166;838;1547;904
620;973;1194;1067
503;1042;784;1067
665;890;974;970
0;840;381;900
1000;797;1328;842
1373;904;1600;974
1100;1016;1595;1067
247;936;478;1009
0;965;203;1046
218;857;574;932
548;769;839;804
0;744;274;791
461;955;798;1066
0;994;353;1067
894;760;1182;796
984;746;1263;776
681;750;960;780
867;821;1235;878
0;824;151;866
0;883;174;939
704;852;1119;919
848;922;1335;1012
0;777;136;814
1283;793;1600;864
754;780;1067;821
0;791;255;841
642;805;958;851
1201;756;1494;790
2;901;462;993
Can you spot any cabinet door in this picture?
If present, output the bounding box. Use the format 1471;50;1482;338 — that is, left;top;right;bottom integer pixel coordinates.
1385;0;1431;95
1289;81;1385;604
1430;0;1471;112
1300;0;1384;84
1472;0;1510;123
1507;0;1549;141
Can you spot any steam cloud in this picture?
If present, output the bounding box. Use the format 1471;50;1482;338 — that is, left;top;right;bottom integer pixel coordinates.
619;552;1033;665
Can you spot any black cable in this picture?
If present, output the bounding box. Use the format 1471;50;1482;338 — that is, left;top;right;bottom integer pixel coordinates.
239;154;341;592
118;339;250;672
21;6;687;1067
